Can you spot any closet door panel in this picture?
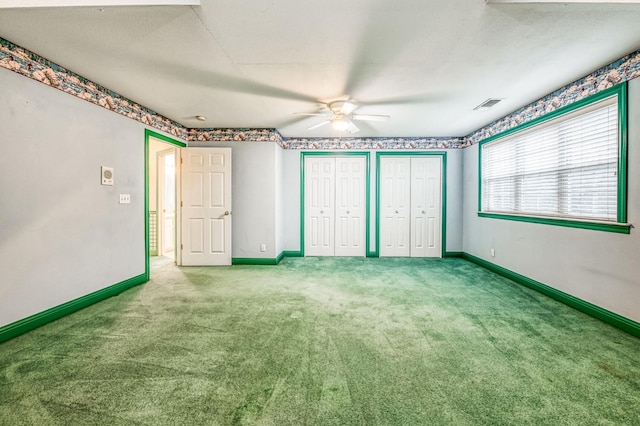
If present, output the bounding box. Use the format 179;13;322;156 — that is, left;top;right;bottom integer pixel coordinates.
380;157;411;257
335;157;366;256
305;157;335;256
411;157;442;258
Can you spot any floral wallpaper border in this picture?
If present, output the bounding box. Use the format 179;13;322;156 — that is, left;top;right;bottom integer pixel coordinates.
280;137;467;150
467;49;640;145
0;38;193;140
0;37;283;145
1;36;639;150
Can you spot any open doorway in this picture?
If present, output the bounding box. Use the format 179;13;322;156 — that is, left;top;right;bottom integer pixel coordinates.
157;149;176;258
146;132;183;272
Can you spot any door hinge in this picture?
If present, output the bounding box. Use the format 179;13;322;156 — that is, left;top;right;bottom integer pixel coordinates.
181;244;183;250
180;157;183;164
180;201;183;207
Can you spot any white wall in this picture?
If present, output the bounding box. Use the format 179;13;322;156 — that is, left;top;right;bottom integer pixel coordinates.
444;149;464;253
282;149;302;252
462;78;640;322
275;144;285;256
0;67;146;327
187;140;278;259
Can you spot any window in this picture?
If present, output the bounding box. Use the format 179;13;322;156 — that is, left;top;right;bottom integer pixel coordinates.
479;84;629;234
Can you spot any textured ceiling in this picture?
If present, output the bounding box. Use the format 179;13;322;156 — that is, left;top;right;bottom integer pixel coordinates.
0;0;639;137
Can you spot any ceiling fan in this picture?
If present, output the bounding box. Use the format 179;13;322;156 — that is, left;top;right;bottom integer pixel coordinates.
294;99;390;134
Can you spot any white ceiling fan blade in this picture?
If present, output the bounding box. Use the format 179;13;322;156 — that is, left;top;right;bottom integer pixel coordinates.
340;101;358;115
347;121;360;134
352;114;390;122
307;120;330;130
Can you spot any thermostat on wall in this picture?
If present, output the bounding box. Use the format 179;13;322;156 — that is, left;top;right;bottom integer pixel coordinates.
101;166;114;185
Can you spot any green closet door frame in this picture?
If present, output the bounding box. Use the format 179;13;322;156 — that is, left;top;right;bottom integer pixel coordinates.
375;151;448;258
300;151;373;257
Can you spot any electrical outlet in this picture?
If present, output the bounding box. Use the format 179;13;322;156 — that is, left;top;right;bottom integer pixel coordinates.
260;244;266;252
119;194;131;204
490;248;495;257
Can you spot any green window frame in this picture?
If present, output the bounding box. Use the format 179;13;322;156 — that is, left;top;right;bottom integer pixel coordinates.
478;83;630;234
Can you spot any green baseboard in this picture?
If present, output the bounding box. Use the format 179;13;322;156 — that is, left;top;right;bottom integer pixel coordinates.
5;255;637;344
232;251;296;265
444;251;464;258
282;251;303;258
462;253;640;339
232;257;281;265
0;273;148;344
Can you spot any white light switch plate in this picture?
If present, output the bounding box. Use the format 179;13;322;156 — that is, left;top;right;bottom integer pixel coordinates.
119;194;131;204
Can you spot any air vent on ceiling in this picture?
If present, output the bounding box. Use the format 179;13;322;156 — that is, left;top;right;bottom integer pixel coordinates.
474;98;503;111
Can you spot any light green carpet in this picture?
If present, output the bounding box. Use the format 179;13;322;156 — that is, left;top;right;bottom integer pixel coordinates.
1;257;639;425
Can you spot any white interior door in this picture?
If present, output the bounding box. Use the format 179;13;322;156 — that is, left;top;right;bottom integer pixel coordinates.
335;157;366;257
305;157;335;256
411;157;441;257
181;148;232;266
380;157;411;257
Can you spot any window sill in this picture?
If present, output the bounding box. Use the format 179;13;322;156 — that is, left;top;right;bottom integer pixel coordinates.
477;212;631;234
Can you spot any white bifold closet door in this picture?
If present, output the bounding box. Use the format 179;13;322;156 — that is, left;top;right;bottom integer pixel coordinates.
380;156;441;258
380;157;411;256
305;156;366;257
305;157;335;256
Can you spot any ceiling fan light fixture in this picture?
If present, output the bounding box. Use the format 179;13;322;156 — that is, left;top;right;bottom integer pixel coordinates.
331;118;349;131
195;115;207;121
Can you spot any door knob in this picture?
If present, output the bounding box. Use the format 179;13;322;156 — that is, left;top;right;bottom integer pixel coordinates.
346;211;350;214
395;210;399;214
224;211;230;216
422;210;426;214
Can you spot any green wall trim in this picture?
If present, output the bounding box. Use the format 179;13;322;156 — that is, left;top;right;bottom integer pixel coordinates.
478;83;627;146
300;152;372;258
477;212;631;234
231;252;289;265
375;151;448;258
144;128;187;148
0;274;148;344
282;250;303;258
477;83;629;229
444;251;463;257
232;257;281;265
462;253;640;339
145;129;186;276
617;83;629;224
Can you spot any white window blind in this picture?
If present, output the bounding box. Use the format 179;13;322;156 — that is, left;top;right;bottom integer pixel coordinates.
481;95;619;222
